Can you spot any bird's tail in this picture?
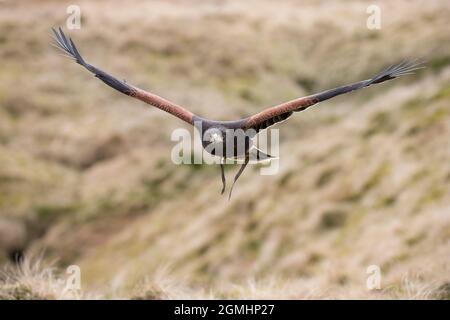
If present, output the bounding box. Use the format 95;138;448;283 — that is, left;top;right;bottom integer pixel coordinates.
248;147;276;162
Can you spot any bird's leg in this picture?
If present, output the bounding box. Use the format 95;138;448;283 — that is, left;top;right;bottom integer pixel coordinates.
220;158;226;195
228;154;250;200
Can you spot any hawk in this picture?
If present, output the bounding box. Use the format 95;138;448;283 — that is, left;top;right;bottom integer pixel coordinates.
52;28;423;199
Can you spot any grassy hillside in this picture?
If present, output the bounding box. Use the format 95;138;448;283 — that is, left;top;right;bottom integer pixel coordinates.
0;0;449;299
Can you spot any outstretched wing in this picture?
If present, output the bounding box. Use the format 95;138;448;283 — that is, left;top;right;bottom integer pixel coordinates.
244;60;424;132
52;27;195;125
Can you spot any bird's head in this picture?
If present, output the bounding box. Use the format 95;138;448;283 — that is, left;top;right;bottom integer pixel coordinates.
210;132;223;144
204;128;224;144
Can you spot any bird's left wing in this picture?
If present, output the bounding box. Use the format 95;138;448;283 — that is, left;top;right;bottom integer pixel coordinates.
244;60;424;132
52;27;195;125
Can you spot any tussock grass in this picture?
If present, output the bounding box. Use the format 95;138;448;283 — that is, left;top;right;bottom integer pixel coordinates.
0;257;84;300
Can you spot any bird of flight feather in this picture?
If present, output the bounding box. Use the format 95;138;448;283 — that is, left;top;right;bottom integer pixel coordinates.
51;27;424;200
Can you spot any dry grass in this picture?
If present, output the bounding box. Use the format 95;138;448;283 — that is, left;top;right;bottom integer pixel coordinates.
1;257;447;299
0;257;84;299
0;0;450;299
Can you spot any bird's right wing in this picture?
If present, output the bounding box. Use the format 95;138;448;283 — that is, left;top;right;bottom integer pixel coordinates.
52;27;195;125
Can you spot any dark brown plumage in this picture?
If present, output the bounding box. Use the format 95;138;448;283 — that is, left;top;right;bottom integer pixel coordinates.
52;27;423;199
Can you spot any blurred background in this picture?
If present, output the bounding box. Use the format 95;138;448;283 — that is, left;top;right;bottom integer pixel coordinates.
0;0;449;299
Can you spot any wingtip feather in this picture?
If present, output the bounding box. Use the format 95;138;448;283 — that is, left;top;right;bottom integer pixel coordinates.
51;27;86;66
370;59;425;85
